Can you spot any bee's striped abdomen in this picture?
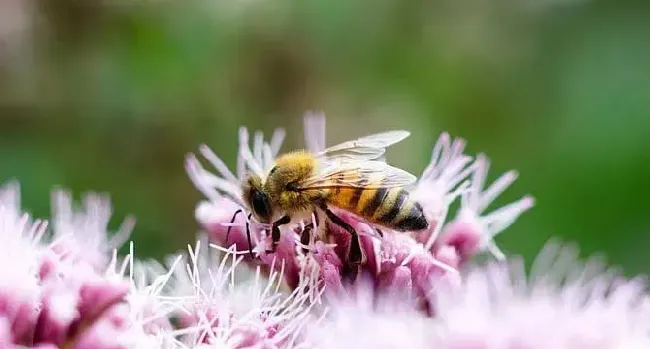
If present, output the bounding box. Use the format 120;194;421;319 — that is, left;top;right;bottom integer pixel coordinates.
327;173;429;232
391;199;428;231
368;187;428;232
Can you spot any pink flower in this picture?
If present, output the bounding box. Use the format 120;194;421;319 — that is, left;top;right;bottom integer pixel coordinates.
0;182;47;344
411;131;475;246
93;245;181;349
49;189;135;271
305;275;436;349
312;208;457;307
304;241;650;349
123;253;177;338
186;125;289;266
156;238;314;349
409;134;535;270
431;240;650;349
1;111;646;349
34;246;130;346
0;182;157;348
187;112;533;312
433;154;534;263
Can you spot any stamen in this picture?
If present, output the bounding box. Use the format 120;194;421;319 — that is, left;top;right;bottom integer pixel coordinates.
262;144;273;170
209;243;251;256
253;130;264;162
238;127;265;177
270;128;286;156
303;110;327;153
198;144;238;184
109;216;136;252
424;203;449;251
185;155;223;204
478;170;519;213
483;195;535;235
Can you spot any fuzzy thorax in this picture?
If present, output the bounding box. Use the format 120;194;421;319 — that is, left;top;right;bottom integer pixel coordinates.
242;150;327;223
269;150;330;215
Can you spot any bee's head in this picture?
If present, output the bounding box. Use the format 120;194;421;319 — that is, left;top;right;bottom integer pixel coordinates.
242;174;273;223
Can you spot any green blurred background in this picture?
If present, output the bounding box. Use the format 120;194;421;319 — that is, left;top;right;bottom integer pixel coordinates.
1;0;648;275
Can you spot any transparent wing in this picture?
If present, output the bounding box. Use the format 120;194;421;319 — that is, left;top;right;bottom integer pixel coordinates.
297;160;417;190
315;130;410;163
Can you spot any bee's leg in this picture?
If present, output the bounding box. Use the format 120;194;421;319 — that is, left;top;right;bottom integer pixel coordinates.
300;223;314;254
375;228;384;238
319;204;364;269
245;213;254;258
266;215;291;254
225;209;243;247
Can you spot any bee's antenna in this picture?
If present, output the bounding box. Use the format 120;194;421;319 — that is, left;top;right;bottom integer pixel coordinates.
226;209;243;247
246;212;254;258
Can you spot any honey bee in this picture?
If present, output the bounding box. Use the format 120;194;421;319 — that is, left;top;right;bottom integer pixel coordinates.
238;130;429;268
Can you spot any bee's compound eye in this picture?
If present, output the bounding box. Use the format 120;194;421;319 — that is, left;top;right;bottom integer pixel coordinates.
251;190;271;221
286;182;299;191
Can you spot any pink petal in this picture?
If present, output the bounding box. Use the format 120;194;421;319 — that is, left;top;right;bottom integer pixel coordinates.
34;289;76;345
321;261;346;295
437;220;482;265
377;265;413;299
197;199;258;260
433;245;461;270
38;253;59;281
0;317;12;347
358;234;379;275
73;316;125;349
259;228;301;289
77;281;129;321
0;294;38;345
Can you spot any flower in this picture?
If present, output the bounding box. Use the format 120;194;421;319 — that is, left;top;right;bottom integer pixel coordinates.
1;111;647;349
0;180;323;349
186;123;288;263
313;208;458;308
410;132;475;250
187;112;533;311
157;238;315;349
409;133;535;263
0;182;150;348
186;117;310;289
0;182;44;345
431;240;650;349
433;154;535;262
104;243;180;349
305;240;650;349
304;275;436;349
50;189;135;271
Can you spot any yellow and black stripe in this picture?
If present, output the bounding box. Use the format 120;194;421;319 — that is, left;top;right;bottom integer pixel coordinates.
327;174;428;231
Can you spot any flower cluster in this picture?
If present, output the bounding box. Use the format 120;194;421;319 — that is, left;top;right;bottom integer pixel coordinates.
186;111;534;306
308;240;650;349
1;111;649;348
430;241;650;349
0;182;314;349
0;182;132;348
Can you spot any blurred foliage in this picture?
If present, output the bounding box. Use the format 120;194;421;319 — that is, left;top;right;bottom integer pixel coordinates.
0;0;649;274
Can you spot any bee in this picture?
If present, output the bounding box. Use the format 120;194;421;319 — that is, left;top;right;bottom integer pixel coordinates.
237;130;429;268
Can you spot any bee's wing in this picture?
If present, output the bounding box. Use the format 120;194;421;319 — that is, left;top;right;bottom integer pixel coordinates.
297;160;417;190
315;130;410;163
